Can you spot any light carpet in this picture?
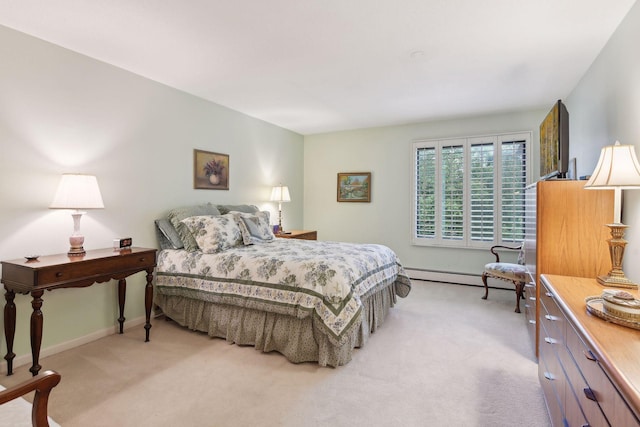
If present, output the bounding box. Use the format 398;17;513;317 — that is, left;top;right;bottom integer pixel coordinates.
0;281;550;427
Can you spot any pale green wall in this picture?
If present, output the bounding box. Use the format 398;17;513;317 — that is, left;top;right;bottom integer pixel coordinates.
3;0;638;366
566;1;640;282
303;110;547;275
302;0;640;281
0;26;303;362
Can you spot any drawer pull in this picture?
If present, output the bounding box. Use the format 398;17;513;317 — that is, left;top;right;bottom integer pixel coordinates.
545;292;553;297
544;337;557;345
544;372;555;381
139;257;145;262
583;350;597;362
55;272;63;278
545;314;558;321
529;297;536;301
583;387;597;402
528;320;536;325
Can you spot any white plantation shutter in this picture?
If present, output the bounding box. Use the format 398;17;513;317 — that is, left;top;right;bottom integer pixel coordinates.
500;137;528;242
412;132;530;247
415;146;436;239
441;144;464;241
469;140;495;242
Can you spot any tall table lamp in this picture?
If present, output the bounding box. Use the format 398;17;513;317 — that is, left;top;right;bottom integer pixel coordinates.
584;141;640;288
50;173;105;256
270;184;290;234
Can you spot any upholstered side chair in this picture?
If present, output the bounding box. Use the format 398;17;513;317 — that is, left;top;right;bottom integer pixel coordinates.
482;244;526;313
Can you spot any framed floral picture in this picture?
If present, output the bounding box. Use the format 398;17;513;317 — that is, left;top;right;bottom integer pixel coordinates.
194;149;229;190
337;172;371;202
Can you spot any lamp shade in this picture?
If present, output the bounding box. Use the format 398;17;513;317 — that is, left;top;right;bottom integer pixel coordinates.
50;174;105;209
584;141;640;189
270;185;291;203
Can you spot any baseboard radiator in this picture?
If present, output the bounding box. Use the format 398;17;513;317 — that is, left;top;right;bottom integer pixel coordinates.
405;268;512;290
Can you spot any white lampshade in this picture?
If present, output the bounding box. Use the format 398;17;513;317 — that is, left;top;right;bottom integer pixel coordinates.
50;174;105;210
270;184;291;203
585;141;640;223
584;141;640;189
584;141;640;288
50;174;104;256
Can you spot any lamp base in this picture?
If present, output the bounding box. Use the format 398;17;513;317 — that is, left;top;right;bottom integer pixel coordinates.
596;274;638;289
597;223;637;289
68;235;86;257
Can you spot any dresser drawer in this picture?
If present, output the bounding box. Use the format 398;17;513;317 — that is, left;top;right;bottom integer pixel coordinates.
566;324;640;426
557;332;607;427
524;282;537;346
539;354;564;427
539;296;565;347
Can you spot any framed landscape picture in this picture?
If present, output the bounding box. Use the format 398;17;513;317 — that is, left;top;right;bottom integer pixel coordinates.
194;149;229;190
337;172;371;202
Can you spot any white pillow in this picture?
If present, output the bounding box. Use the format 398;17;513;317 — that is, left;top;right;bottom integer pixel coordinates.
180;214;243;253
232;211;275;245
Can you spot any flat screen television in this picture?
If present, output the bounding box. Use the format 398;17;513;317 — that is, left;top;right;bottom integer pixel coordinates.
539;100;569;180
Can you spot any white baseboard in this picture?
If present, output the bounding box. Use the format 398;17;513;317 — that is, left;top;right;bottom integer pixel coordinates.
405;268;512;290
1;315;148;375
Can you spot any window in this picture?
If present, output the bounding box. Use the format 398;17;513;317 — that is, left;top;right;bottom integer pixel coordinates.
412;132;531;248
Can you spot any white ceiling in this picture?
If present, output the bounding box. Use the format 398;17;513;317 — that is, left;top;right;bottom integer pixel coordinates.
0;1;636;135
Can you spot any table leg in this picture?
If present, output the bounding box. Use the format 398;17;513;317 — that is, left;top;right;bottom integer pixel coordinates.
4;289;16;376
29;289;44;377
117;279;126;334
144;268;154;342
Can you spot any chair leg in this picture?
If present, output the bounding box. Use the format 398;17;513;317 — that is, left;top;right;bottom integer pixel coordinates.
514;282;524;313
481;272;489;300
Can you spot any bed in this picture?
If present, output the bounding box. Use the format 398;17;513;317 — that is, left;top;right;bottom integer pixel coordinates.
153;203;411;367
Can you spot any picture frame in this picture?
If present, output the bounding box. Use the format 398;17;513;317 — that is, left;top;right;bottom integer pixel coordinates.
194;149;229;190
337;172;371;202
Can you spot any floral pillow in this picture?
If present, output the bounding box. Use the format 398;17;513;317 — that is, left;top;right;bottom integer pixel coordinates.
180;214;243;253
232;211;275;245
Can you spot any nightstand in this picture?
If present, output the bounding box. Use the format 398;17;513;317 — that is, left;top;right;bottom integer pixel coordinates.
1;247;157;376
275;230;317;240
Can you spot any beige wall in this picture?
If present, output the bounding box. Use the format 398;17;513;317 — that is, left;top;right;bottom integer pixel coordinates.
0;25;304;363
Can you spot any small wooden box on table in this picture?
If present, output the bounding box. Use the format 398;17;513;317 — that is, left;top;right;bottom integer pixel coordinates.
275;230;317;240
1;247;157;376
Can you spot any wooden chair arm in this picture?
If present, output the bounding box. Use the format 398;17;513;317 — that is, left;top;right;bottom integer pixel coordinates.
0;370;61;427
489;244;523;262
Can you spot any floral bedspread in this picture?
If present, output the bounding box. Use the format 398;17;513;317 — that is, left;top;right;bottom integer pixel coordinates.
155;239;411;344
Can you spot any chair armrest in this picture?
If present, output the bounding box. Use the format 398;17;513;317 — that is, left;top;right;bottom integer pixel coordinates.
0;370;61;427
489;244;523;262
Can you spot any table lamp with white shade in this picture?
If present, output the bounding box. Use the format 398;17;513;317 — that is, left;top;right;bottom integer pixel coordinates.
584;141;640;288
270;184;290;234
50;174;105;256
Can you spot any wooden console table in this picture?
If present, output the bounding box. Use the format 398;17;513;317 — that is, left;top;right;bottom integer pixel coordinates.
1;247;157;376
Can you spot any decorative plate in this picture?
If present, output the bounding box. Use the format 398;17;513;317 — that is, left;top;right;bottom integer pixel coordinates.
586;296;640;331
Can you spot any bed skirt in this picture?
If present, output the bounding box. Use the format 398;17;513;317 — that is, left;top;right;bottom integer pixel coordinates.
154;281;399;367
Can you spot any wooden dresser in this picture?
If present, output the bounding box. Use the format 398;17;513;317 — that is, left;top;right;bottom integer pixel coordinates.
539;274;640;426
524;181;614;357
